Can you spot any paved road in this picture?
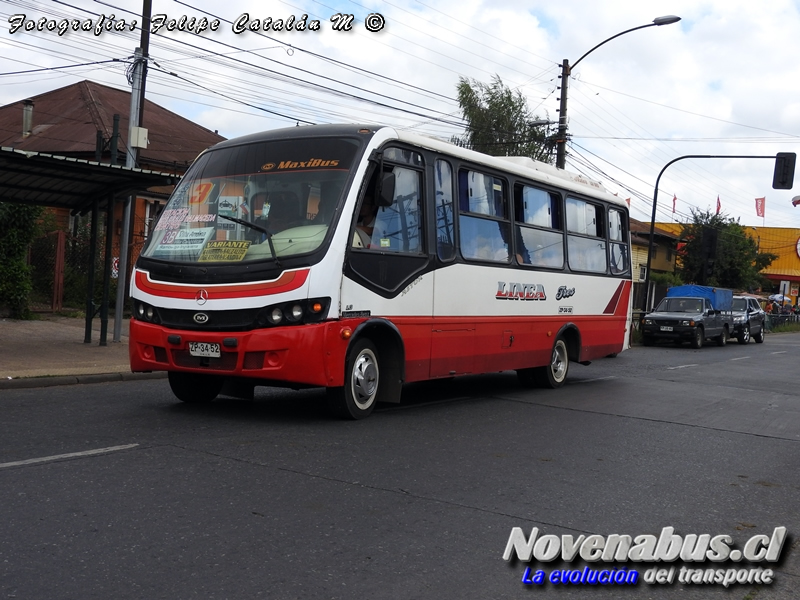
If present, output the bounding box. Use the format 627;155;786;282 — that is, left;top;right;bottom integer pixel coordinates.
1;335;798;599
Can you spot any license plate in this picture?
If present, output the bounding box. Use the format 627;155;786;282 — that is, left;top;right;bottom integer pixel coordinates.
188;342;220;358
660;326;673;332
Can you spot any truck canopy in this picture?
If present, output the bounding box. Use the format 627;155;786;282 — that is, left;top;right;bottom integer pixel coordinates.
666;285;733;310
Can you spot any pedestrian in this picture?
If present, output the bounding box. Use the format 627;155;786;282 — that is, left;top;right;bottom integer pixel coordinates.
766;301;773;314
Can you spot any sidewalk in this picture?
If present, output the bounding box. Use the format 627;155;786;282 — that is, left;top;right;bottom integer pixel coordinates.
0;314;165;390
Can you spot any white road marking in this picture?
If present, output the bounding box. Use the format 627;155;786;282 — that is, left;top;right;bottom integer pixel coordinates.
771;351;787;355
730;357;750;361
667;364;698;370
0;444;138;469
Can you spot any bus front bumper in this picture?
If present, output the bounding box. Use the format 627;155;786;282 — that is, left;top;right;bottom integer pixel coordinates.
129;319;351;387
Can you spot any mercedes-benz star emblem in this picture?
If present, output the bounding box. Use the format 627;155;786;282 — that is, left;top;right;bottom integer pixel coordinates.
195;289;209;305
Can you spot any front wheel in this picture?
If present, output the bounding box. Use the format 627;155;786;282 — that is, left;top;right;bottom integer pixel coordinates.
168;371;224;403
691;328;704;349
533;338;569;389
737;324;750;344
327;339;380;419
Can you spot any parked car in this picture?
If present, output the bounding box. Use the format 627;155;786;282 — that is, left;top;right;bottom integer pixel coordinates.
641;285;733;349
731;296;766;344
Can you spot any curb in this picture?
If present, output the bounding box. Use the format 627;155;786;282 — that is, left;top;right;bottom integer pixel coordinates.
0;371;167;391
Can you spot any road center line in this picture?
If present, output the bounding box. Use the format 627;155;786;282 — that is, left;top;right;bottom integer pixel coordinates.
0;444;139;469
667;364;698;370
771;351;787;355
729;357;750;361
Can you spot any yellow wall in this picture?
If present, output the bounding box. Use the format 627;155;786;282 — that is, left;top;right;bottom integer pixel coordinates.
654;223;800;302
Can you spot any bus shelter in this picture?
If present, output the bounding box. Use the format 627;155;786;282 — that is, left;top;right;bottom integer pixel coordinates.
0;146;175;345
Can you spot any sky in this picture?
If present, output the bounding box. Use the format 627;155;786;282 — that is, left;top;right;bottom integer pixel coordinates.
3;0;800;235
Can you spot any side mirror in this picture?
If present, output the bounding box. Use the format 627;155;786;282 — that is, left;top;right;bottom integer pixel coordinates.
376;172;395;207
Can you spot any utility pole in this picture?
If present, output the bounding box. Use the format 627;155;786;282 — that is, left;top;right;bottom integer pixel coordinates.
555;16;681;169
114;0;152;342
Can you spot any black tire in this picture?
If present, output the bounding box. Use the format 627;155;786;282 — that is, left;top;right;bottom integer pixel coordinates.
754;326;765;344
533;338;569;389
327;338;380;420
642;335;655;347
691;328;704;349
716;327;728;347
737;323;750;344
168;371;224;403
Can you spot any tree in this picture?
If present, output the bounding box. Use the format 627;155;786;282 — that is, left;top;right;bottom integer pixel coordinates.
678;209;776;290
0;202;43;319
453;75;554;163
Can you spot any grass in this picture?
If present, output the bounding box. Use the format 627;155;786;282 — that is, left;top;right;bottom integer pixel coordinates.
769;321;800;333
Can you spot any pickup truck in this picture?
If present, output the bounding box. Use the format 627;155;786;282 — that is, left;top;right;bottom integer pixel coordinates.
641;285;734;349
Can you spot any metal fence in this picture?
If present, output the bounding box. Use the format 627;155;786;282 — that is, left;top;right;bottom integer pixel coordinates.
28;225;120;313
765;313;800;330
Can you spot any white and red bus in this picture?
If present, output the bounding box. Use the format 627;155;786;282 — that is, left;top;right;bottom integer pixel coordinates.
130;124;632;418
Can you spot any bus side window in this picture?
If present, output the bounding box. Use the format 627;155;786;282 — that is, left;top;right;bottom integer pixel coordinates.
514;184;564;268
457;169;510;263
566;197;607;273
435;159;455;261
608;207;629;274
357;166;423;254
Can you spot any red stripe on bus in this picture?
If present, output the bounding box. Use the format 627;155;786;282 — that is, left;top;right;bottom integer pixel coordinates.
615;280;632;317
134;269;309;300
602;281;626;314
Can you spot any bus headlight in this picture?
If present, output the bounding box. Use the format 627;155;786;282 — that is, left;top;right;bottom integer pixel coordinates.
132;301;161;324
288;304;304;322
255;298;331;328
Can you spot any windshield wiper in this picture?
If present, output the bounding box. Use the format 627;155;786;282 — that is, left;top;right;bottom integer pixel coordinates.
218;215;281;267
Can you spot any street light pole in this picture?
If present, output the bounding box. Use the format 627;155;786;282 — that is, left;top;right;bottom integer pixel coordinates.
555;15;681;170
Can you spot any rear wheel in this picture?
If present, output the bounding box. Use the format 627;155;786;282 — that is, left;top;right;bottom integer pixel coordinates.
168;371;224;403
327;339;380;420
754;326;765;343
737;323;750;344
716;327;728;347
533;338;569;388
691;328;704;349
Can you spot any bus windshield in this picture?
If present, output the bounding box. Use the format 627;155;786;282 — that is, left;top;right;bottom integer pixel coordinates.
140;137;359;264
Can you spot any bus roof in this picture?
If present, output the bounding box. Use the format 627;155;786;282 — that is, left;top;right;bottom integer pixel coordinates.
206;124;627;207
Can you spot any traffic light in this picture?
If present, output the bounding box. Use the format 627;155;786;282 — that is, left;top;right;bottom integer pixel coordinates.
772;152;796;190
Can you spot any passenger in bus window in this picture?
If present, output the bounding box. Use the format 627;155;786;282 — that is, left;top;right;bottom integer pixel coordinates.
353;193;378;248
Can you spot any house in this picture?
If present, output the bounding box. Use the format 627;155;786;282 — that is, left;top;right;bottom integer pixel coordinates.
630;218;680;310
0;80;225;259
